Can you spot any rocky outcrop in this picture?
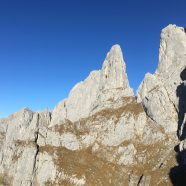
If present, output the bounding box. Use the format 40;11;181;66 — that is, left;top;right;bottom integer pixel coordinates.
0;109;39;186
51;45;133;126
137;24;186;135
0;24;185;186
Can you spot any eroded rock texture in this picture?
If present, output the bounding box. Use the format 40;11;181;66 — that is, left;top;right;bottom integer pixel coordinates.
137;24;186;135
0;24;186;186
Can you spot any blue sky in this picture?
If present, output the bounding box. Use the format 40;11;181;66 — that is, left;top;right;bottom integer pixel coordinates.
0;0;186;117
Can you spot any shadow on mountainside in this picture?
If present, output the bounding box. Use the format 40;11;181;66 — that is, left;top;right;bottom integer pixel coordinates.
169;147;186;186
169;68;186;185
176;68;186;140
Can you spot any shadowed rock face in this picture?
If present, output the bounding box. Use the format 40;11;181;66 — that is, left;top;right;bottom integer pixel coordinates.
177;68;186;140
0;24;186;186
169;148;186;186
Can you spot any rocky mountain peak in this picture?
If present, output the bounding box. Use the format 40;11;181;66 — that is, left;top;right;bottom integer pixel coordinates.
100;44;132;93
105;44;123;60
1;25;186;186
51;44;133;125
137;24;186;134
157;24;186;76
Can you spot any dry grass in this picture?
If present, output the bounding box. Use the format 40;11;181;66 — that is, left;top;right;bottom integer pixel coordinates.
40;145;128;186
0;131;5;137
132;141;176;186
40;140;176;186
15;140;36;147
54;119;89;136
0;173;12;186
53;97;144;139
87;140;176;186
46;97;177;185
12;151;22;163
79;97;144;126
39;136;177;186
45;179;73;186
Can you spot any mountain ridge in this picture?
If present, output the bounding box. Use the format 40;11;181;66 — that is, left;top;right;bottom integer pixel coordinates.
0;24;186;186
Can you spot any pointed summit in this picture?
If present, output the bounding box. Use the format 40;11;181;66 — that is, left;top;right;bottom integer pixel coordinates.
51;44;133;125
106;44;123;60
137;24;186;134
99;44;133;96
157;24;186;75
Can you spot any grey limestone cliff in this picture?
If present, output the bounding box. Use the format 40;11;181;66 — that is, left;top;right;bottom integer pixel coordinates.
0;24;186;186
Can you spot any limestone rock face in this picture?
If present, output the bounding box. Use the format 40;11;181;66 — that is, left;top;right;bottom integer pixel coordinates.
97;44;133;101
51;44;133;126
137;24;186;134
0;25;185;186
0;108;38;186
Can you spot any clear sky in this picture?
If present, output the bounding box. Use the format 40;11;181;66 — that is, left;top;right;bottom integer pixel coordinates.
0;0;186;118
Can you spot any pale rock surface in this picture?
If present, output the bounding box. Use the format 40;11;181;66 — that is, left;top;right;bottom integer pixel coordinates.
0;120;7;151
0;108;38;186
0;25;185;186
137;24;186;134
92;44;133;107
51;44;133;126
35;152;57;185
117;144;137;165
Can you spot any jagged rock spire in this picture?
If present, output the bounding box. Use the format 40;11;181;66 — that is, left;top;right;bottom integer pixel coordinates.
157;24;186;75
51;44;133;125
137;24;186;134
99;44;133;97
1;25;185;186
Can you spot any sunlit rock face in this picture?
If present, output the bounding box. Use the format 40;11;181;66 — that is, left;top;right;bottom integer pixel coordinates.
51;44;133;126
137;24;186;134
0;24;185;186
